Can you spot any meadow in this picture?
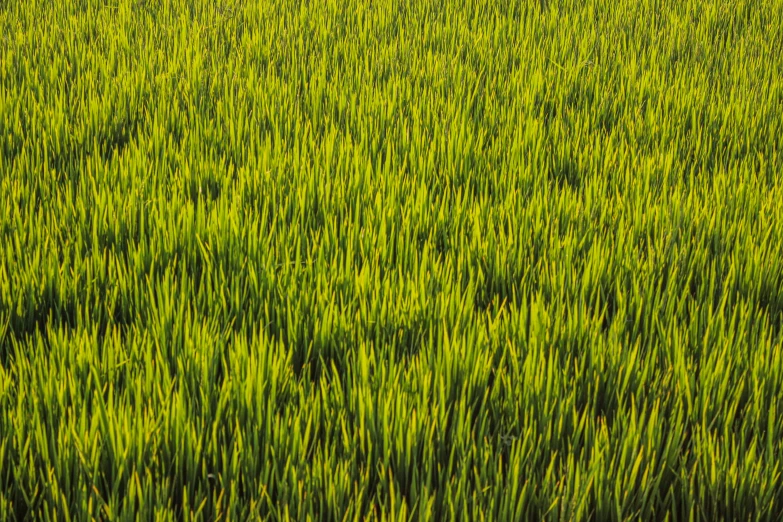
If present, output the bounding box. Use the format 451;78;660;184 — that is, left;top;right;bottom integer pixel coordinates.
1;0;782;519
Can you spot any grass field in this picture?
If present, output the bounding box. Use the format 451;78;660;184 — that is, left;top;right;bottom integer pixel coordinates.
1;0;783;519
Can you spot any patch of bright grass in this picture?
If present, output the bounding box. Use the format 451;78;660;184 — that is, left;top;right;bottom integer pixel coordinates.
1;0;782;519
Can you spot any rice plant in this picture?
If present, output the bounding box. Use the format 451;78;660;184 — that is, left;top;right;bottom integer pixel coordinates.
1;0;782;519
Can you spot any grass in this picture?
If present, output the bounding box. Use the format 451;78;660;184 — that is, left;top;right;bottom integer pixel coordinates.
1;0;782;519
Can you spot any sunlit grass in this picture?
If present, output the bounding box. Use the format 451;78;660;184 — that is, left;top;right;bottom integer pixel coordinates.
1;0;782;519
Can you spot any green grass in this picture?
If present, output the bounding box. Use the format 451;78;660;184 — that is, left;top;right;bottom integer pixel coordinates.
1;0;782;519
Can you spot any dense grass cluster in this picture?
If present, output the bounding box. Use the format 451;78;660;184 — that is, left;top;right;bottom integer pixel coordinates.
1;0;783;519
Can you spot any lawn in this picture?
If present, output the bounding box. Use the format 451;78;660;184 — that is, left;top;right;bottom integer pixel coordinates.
1;0;782;520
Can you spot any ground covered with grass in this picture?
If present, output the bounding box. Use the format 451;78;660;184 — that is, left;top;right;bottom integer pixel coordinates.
1;0;782;519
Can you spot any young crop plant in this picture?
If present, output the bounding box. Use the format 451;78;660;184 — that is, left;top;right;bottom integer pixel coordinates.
0;0;782;520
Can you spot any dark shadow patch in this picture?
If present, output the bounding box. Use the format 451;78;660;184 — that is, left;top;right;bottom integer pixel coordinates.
532;95;558;126
548;148;584;191
101;116;143;161
185;169;223;206
369;312;430;365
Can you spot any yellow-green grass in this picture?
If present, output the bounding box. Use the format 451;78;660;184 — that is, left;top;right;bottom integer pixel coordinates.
1;0;782;519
